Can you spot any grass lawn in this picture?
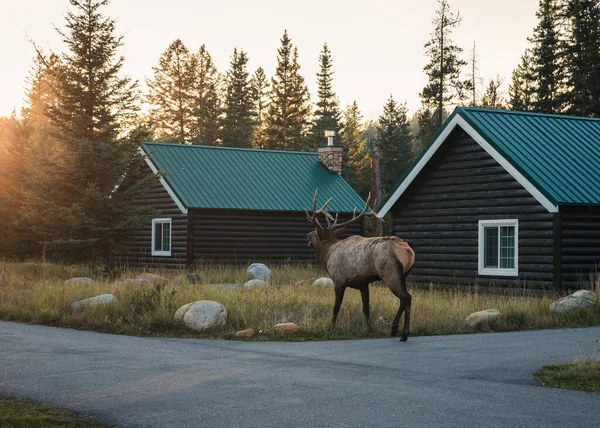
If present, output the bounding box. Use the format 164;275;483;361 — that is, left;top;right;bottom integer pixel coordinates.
533;361;600;393
0;398;113;427
0;261;599;341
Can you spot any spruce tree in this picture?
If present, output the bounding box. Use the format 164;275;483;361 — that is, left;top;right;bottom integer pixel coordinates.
508;50;536;111
481;76;506;109
221;48;255;148
250;67;269;147
420;0;469;129
341;101;370;198
190;45;222;146
563;0;600;116
414;107;438;153
146;39;194;144
529;0;564;113
20;0;150;262
377;96;414;194
263;31;310;151
306;43;342;151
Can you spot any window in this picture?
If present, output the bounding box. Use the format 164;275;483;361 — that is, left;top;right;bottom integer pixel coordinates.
478;219;518;276
152;218;172;256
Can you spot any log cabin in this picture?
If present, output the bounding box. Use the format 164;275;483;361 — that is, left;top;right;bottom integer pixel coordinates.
378;107;600;291
117;142;365;269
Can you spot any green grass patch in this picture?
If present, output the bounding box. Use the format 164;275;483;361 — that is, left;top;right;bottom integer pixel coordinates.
0;398;113;427
0;261;599;341
533;361;600;393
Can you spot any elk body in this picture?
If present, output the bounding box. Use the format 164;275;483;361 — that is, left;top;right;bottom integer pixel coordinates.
306;191;415;341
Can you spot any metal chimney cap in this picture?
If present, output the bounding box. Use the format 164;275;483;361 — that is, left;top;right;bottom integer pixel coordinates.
324;130;336;137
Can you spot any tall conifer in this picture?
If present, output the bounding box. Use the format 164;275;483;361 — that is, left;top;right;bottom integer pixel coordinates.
190;45;221;146
20;0;150;261
306;43;342;151
146;39;194;144
508;50;536;111
341;101;370;198
563;0;600;116
420;0;469;129
377;96;414;195
263;31;310;151
250;67;269;147
221;48;255;148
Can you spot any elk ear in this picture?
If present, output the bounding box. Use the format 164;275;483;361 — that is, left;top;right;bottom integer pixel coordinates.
333;227;346;238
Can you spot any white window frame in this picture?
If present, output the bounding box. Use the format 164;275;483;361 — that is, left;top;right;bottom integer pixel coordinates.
151;218;172;257
478;219;519;277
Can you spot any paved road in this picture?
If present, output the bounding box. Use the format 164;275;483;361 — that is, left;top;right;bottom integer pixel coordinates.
1;322;599;428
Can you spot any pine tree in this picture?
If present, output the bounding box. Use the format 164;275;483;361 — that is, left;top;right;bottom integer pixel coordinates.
529;0;565;113
19;0;150;262
563;0;600;116
146;39;194;144
221;48;255;148
421;0;470;129
250;67;269;147
263;31;310;151
190;45;222;146
481;75;506;109
466;41;483;106
414;107;439;153
341;101;370;198
377;96;414;194
508;50;536;111
306;43;342;151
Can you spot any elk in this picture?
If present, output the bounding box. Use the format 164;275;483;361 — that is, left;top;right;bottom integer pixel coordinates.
306;190;415;341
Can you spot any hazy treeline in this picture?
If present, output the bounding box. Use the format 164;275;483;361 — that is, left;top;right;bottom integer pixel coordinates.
1;0;599;262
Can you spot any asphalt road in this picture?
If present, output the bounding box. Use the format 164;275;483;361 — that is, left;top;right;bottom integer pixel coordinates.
1;321;599;428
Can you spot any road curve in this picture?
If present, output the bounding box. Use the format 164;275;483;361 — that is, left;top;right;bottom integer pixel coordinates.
1;321;599;427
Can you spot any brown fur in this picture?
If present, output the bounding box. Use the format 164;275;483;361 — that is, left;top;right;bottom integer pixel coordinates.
308;229;415;341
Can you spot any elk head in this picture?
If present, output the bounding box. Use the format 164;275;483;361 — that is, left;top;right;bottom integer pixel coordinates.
305;189;375;249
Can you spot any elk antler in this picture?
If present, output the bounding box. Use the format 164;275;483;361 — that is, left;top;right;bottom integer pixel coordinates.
329;192;376;230
306;189;378;230
305;189;335;230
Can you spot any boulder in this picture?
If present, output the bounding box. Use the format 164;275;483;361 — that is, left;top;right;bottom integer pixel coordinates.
71;294;118;311
550;290;596;313
247;263;272;281
137;273;168;284
465;309;501;327
64;277;94;286
208;283;239;289
312;277;334;287
274;322;299;334
115;278;152;287
235;328;256;338
244;279;268;289
174;301;227;331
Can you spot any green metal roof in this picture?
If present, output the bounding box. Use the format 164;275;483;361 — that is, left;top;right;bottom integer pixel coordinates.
381;107;600;212
141;142;366;213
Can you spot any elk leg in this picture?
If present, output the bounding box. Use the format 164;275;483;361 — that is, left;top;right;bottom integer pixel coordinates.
331;286;346;327
386;264;412;341
360;286;372;332
391;300;405;337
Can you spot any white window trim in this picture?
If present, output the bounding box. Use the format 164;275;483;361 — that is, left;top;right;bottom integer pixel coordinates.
478;219;519;277
151;218;172;257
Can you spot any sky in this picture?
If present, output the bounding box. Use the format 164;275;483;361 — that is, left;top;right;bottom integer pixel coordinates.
0;0;539;120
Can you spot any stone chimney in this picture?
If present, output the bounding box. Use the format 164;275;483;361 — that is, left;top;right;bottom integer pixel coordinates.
318;130;343;174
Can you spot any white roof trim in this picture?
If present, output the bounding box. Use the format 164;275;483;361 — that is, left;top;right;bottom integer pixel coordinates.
377;114;559;216
138;146;188;214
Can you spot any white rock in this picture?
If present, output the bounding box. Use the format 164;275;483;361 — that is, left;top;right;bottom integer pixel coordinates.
465;309;501;327
65;277;94;285
71;294;118;311
174;301;227;331
312;277;334;287
274;322;299;333
236;329;256;338
137;273;168;284
550;290;596;313
247;263;272;281
244;279;268;289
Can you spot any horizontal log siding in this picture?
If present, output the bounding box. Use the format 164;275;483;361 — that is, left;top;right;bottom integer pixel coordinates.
119;165;187;269
392;131;555;290
190;210;361;264
561;208;600;288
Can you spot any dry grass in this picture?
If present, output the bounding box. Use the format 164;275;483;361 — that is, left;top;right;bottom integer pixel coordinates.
0;261;599;341
0;398;113;427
